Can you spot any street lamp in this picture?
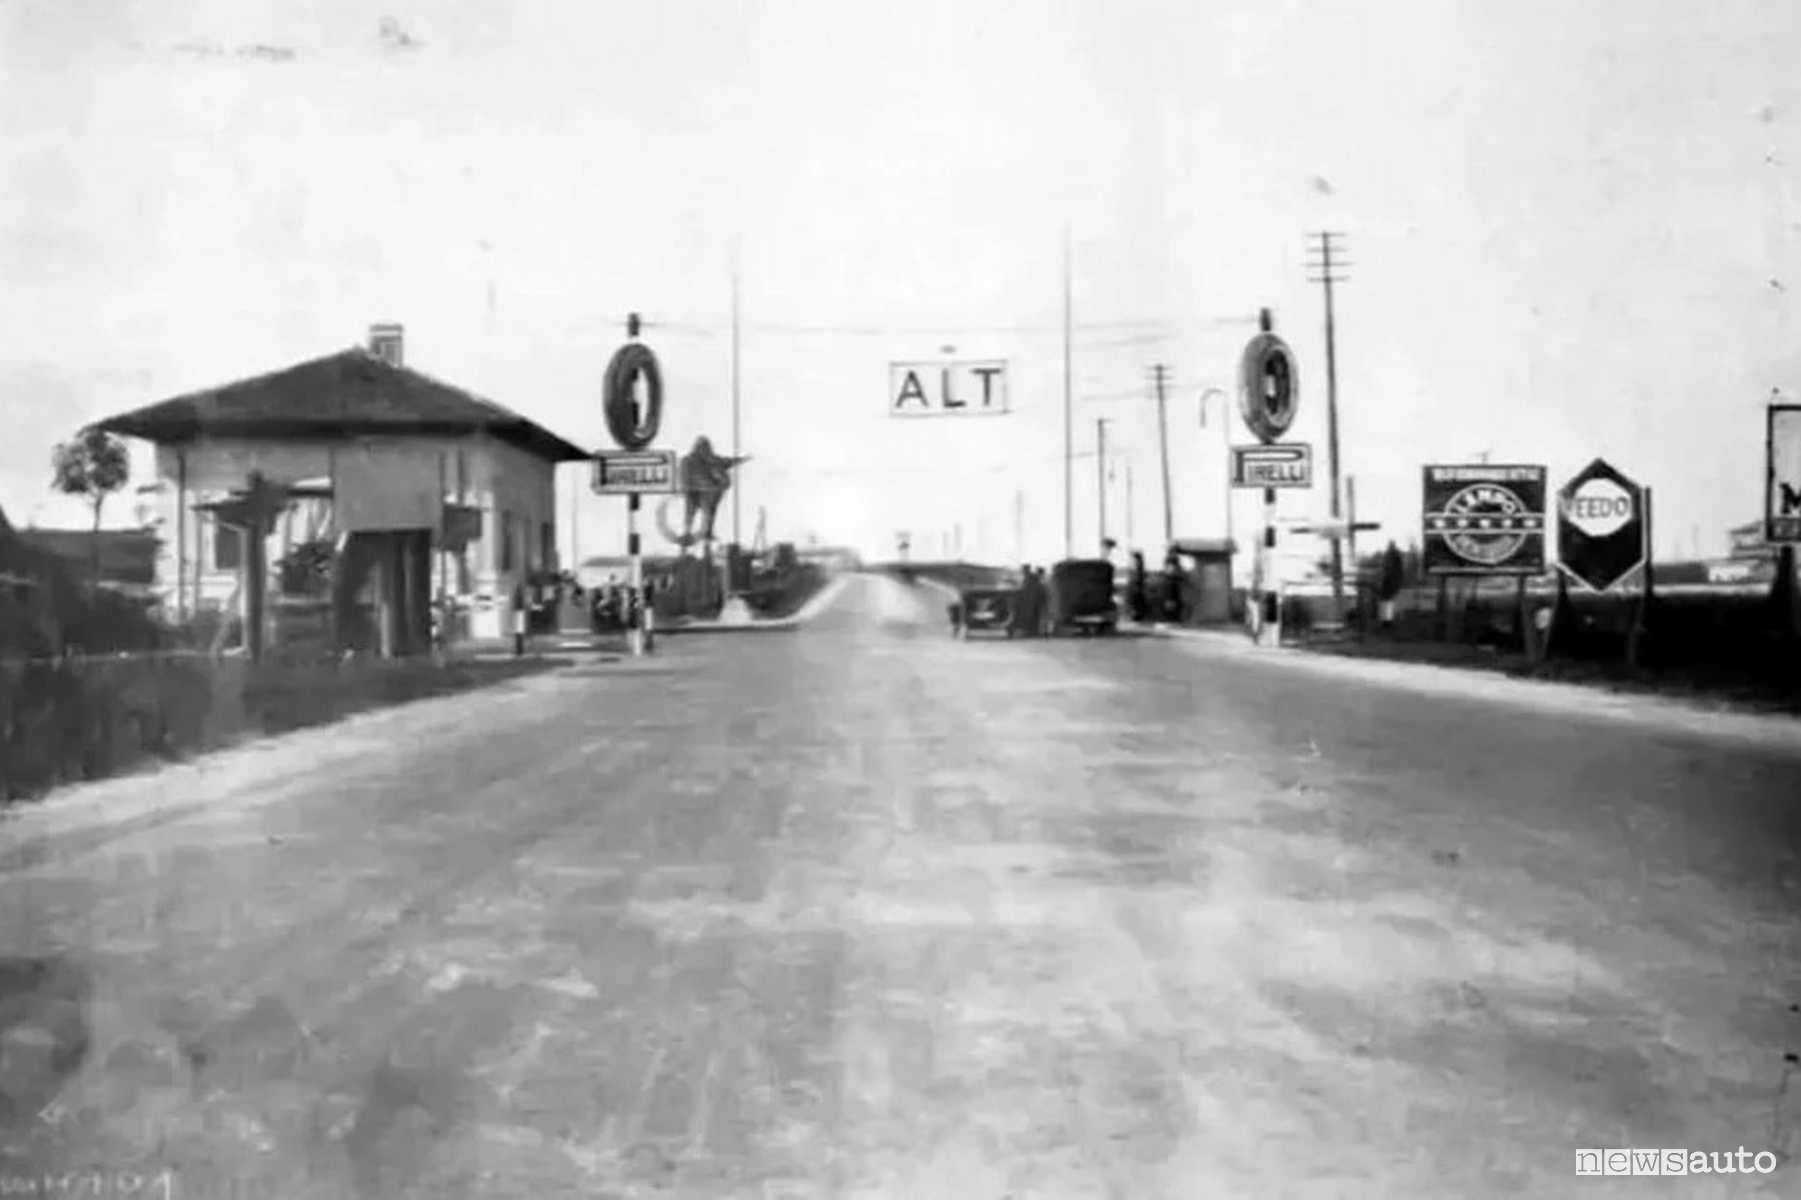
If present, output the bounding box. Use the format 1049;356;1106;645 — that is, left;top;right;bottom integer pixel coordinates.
1199;388;1234;549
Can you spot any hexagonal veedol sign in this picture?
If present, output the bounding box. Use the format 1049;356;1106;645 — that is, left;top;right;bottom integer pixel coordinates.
1556;457;1646;593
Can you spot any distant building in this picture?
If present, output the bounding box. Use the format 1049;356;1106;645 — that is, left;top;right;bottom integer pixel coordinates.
795;545;861;572
93;324;590;651
1726;520;1781;561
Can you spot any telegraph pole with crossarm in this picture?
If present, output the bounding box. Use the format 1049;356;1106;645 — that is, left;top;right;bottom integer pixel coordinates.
1306;232;1351;620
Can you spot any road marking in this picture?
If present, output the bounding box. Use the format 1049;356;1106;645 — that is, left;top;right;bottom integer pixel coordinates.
620;1043;668;1147
684;1040;726;1156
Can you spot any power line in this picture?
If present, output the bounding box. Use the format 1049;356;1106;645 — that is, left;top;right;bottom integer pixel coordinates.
751;446;1111;480
590;315;1257;339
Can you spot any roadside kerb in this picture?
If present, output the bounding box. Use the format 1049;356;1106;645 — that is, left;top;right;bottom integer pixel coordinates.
1134;622;1801;752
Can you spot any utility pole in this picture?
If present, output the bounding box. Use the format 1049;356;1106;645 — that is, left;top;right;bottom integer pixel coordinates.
1200;388;1235;552
1306;231;1351;621
1149;364;1174;549
1014;488;1025;564
1062;227;1075;560
624;312;646;657
1096;418;1110;550
730;238;743;554
1125;461;1135;551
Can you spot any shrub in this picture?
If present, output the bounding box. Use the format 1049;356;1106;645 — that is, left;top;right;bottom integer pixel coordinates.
1;653;553;805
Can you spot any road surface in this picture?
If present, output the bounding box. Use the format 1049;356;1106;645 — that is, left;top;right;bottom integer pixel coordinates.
1;573;1798;1197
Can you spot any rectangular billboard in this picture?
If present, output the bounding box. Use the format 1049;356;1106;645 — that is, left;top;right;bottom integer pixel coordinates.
1421;463;1548;575
1768;405;1801;543
889;360;1009;417
592;450;680;495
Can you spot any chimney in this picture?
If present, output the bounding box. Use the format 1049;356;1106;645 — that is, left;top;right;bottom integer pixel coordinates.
369;323;404;367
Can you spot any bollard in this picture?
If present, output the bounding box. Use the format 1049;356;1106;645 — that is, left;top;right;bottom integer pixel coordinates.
511;584;527;658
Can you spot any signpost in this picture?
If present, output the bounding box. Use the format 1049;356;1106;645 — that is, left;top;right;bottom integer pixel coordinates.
1421;464;1548;576
1238;309;1302;646
592;450;680;496
888;360;1010;417
1769;404;1801;543
1555;458;1647;593
1766;404;1801;676
1231;443;1314;490
600;314;668;657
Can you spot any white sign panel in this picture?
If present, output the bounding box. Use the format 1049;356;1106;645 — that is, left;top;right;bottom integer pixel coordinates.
1770;405;1801;543
1231;443;1313;489
592;450;680;495
889;360;1009;417
1562;476;1636;538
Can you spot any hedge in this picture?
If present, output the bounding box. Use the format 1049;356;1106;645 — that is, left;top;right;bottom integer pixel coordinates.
0;653;556;805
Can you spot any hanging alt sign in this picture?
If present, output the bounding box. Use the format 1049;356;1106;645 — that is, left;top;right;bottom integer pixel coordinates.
1421;463;1548;575
888;360;1010;417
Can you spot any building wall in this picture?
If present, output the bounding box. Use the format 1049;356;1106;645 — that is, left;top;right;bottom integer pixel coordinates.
147;433;560;639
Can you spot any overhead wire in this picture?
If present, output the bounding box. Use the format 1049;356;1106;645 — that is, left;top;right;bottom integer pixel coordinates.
606;314;1257;340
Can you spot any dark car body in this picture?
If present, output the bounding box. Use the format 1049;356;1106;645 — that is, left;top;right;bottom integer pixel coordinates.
1046;559;1118;635
953;586;1017;637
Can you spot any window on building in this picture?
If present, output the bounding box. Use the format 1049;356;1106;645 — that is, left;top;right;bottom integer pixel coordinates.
213;518;242;571
541;521;554;572
500;509;515;572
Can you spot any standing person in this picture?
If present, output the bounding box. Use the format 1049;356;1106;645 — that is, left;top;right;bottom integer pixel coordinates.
1161;551;1185;625
1031;566;1051;637
1010;564;1033;638
1128;551;1149;624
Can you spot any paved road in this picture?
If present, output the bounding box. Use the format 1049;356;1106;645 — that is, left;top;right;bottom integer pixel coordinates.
1;573;1798;1197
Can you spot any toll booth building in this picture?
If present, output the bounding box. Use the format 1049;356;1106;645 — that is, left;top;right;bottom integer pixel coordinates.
96;324;589;655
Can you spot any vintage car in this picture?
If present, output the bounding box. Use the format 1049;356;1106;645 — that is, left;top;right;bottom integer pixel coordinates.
1045;558;1118;636
950;585;1017;638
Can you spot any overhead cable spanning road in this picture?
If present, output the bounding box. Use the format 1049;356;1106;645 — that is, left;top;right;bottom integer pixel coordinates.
0;574;1797;1195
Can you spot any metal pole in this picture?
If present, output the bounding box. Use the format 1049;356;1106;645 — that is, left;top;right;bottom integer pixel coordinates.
1062;227;1074;560
1126;461;1135;551
731;239;743;554
1096;418;1109;550
1014;488;1024;563
628;492;643;656
1261;486;1281;645
1308;232;1349;620
1203;388;1234;551
1153;365;1174;548
175;449;188;623
1346;474;1359;607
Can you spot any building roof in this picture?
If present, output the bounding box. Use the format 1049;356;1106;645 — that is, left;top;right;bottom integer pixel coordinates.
17;527;160;585
95;347;591;464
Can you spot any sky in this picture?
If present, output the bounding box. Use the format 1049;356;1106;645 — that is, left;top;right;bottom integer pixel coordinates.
4;0;1801;567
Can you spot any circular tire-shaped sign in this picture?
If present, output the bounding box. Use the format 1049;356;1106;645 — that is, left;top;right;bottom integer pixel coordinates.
604;342;663;451
1238;333;1299;445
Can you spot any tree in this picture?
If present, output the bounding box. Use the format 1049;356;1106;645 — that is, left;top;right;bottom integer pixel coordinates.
50;426;131;587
